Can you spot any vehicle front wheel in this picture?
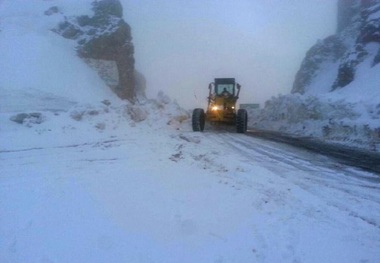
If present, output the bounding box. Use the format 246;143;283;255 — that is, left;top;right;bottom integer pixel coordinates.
192;108;206;132
236;109;248;133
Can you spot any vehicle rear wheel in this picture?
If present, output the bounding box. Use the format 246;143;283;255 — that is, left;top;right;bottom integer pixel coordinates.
192;108;206;132
236;109;248;133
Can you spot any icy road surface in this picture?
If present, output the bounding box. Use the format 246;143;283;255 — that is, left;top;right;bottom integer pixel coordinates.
1;121;380;263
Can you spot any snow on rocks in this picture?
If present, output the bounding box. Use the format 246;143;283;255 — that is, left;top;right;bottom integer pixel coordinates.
9;112;45;129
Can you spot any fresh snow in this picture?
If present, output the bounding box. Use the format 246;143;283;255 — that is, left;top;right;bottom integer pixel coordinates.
1;97;380;263
331;43;380;105
1;1;380;263
304;61;340;95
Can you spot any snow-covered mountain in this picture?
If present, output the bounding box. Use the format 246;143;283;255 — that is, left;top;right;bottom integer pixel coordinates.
252;0;380;152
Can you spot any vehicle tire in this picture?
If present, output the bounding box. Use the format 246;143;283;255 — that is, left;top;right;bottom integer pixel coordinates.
192;108;206;132
236;109;248;133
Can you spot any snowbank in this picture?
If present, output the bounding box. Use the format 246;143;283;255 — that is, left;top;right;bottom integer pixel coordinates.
250;93;380;151
1;91;190;151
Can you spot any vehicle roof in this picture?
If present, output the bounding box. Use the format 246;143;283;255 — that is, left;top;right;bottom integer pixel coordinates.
214;78;235;85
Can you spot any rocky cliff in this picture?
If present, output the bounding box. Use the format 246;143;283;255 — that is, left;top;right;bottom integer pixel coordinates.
51;0;136;101
292;0;380;94
252;0;380;151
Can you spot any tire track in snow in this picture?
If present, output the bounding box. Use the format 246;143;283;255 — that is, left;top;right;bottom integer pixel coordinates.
208;133;380;229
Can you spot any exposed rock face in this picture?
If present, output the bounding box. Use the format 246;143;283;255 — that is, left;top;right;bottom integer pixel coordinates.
52;0;136;101
292;36;346;94
292;0;380;94
331;43;368;90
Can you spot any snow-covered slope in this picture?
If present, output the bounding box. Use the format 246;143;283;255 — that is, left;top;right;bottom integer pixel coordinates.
0;0;123;112
252;0;380;151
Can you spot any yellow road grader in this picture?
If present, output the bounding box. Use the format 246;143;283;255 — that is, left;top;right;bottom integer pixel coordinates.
192;78;248;133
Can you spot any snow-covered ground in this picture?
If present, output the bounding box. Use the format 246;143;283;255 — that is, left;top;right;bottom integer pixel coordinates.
1;1;380;262
1;98;380;263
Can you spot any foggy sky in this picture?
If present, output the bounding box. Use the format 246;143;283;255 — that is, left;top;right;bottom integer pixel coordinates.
122;0;337;109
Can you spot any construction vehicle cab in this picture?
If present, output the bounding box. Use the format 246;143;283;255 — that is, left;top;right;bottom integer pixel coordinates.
192;78;248;133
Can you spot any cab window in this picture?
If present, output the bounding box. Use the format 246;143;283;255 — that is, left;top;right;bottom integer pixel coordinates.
216;84;234;96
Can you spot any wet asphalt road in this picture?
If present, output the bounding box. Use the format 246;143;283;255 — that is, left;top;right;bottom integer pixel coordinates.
247;129;380;174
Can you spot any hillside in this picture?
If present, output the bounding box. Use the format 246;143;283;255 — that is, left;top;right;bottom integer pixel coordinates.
0;0;137;111
251;0;380;152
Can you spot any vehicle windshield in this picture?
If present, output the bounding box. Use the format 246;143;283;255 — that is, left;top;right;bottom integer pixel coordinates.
216;84;234;96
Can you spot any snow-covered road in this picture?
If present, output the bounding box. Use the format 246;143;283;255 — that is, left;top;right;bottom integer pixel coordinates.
1;0;380;261
1;117;380;262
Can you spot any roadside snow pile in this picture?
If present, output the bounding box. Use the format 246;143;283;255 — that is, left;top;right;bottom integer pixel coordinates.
249;92;380;151
142;91;190;129
1;92;190;151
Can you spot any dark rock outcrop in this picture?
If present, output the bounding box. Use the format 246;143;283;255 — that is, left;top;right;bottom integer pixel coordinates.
331;43;368;90
292;36;346;94
292;0;380;94
53;0;135;101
